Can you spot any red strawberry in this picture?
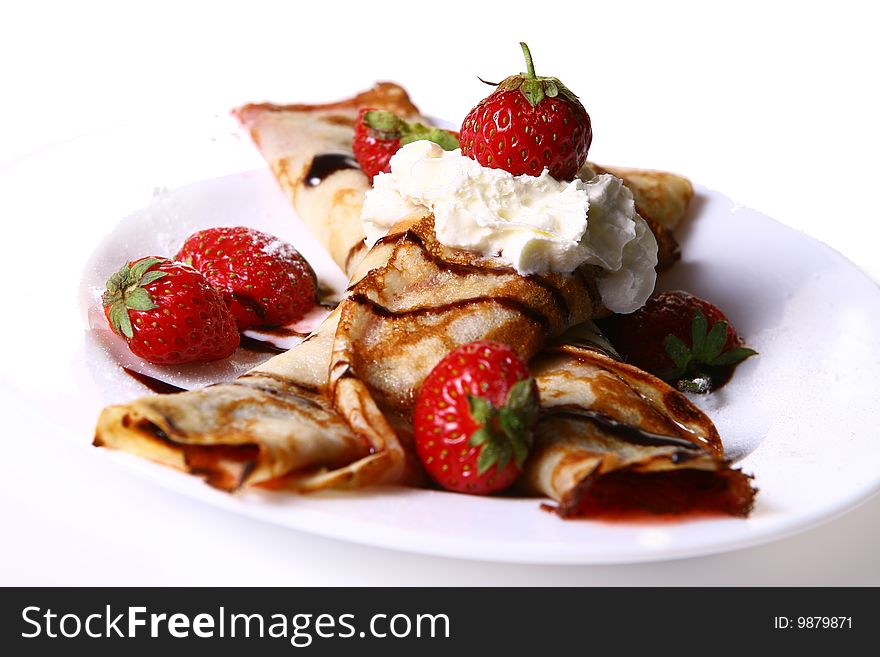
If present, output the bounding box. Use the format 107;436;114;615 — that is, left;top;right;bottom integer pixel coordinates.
352;107;460;180
460;42;592;181
102;257;239;364
176;227;318;331
597;290;757;392
413;340;539;495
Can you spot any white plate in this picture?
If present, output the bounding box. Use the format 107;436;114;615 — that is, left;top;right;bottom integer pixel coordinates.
3;117;879;564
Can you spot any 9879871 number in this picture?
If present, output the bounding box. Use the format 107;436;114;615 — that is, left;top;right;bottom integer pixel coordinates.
774;617;852;629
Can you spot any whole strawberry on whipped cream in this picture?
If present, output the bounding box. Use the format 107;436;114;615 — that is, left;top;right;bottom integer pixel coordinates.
361;140;658;314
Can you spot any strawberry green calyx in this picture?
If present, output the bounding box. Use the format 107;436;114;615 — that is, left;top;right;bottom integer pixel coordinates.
494;41;585;110
362;110;459;151
102;257;168;338
467;378;539;475
663;309;758;389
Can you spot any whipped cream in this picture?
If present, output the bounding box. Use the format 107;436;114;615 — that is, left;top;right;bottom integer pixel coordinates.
361;140;657;313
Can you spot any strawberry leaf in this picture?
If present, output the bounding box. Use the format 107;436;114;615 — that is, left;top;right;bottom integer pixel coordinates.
661;308;759;389
108;302;133;338
477;442;500;475
124;287;157;312
499;379;538;460
499;409;522;439
506;379;537;416
468;426;492;447
468;395;494;425
691;309;708;355
104;262;130;296
701;319;728;362
511;436;529;469
129;257;164;282
494;442;512;474
664;334;692;371
400;123;460;151
102;258;167;339
467;377;538;476
363;110;406;138
138;270;168;287
710;346;758;367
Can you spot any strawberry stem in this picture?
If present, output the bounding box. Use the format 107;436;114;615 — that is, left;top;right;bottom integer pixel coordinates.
520;42;536;79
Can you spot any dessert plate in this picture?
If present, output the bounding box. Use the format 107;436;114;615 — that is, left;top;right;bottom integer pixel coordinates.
3;116;880;564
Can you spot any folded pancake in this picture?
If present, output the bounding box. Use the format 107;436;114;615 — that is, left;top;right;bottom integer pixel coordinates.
526;332;754;517
94;308;378;491
234;83;691;277
234;82;424;273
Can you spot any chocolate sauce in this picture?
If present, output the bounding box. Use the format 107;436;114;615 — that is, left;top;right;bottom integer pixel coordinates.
304;153;359;187
317;282;339;306
348;291;550;331
224;378;323;410
240;370;319;395
377;230;515;274
527;274;572;320
375;230;572;320
544;406;702;451
256;326;310;338
238;335;287;354
122;368;186;394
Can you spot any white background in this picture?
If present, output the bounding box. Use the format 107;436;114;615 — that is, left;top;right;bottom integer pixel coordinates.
1;0;878;584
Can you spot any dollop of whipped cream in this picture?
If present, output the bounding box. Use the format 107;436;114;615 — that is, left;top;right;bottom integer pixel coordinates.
361;140;657;313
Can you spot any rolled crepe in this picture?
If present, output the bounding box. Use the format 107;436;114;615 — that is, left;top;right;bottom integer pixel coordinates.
527;332;753;517
234;82;424;273
95;307;382;491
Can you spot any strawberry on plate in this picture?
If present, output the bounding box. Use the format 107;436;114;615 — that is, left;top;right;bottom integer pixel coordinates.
352;107;460;180
102;257;239;365
459;42;592;181
597;290;758;393
413;340;539;495
176;226;318;331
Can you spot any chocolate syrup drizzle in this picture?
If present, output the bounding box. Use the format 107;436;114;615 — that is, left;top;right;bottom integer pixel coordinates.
367;229;573;323
348;292;550;331
122;368;186;395
304;153;359;187
543;406;703;451
238;335;288;354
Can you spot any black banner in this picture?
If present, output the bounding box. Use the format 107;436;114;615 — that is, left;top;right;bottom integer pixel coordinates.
1;587;873;654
